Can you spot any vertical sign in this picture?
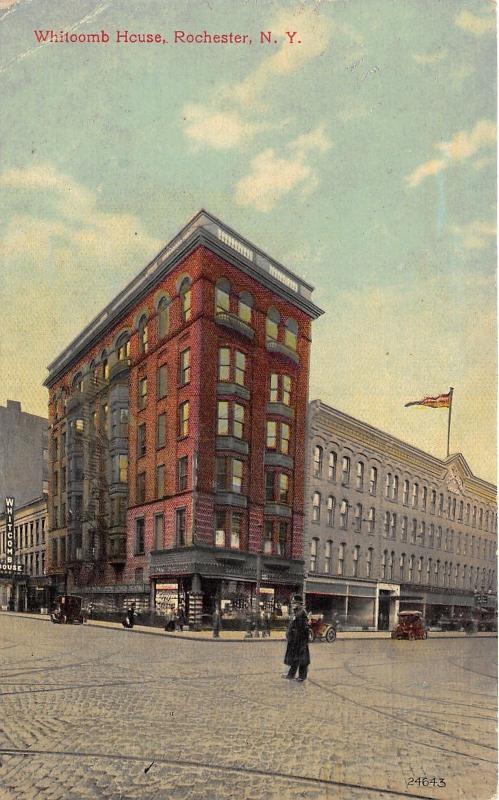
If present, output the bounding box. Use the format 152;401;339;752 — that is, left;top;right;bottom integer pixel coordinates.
1;497;21;574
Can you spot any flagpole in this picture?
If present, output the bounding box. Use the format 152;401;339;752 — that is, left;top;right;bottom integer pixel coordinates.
446;387;454;458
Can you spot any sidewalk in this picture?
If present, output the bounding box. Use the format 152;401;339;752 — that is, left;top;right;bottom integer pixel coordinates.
3;611;497;642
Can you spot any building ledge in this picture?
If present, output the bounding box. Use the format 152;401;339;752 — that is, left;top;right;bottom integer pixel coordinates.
215;436;249;456
215;491;247;508
216;382;250;401
264;452;294;470
266;402;294;419
264;503;292;518
265;339;299;364
215;311;255;341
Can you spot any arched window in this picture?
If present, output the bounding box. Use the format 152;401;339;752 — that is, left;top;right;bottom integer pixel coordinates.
383;511;390;537
381;550;388;579
369;466;377;495
366;547;373;577
72;372;83;393
101;350;109;380
325;540;333;573
352;545;360;577
356;461;364;490
238;291;253;324
215;278;230;315
385;472;391;498
400;552;406;581
313;445;323;478
403;480;409;505
309;538;319;572
368;507;375;533
312;492;321;522
157;297;170;338
116;333;130;361
412;482;419;508
327;496;336;527
328;451;337;481
340;500;348;529
179;277;191;322
341;456;350;485
284;318;298;350
354;503;362;532
392;474;399;500
138;315;148;354
266;307;280;341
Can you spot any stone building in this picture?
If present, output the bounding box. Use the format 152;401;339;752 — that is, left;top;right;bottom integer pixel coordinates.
0;400;48;507
0;495;49;611
44;211;323;621
305;400;497;629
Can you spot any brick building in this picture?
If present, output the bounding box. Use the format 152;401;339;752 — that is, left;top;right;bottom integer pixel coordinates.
0;496;49;611
44;211;323;621
305;400;497;629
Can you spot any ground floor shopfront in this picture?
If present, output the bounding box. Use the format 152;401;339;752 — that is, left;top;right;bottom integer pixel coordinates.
399;585;497;624
149;545;304;627
304;577;401;630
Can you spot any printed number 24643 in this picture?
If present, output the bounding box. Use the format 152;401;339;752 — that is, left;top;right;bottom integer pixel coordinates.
407;777;446;788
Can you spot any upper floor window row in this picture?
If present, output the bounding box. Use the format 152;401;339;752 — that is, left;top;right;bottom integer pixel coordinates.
215;279;253;324
269;373;292;406
266;308;298;352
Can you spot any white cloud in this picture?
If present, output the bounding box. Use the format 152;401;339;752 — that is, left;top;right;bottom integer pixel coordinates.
406;120;496;187
0;164;162;410
227;6;333;109
452;219;496;250
182;103;271;151
234;125;332;212
455;9;496;36
310;270;497;481
412;49;448;64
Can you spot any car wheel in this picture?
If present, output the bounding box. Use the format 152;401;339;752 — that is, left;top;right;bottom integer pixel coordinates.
325;627;336;643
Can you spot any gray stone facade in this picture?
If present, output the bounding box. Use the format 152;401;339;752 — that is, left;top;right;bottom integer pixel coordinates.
305;400;497;629
0;400;48;508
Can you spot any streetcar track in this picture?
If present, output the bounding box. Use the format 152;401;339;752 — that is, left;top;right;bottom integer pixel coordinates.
0;747;447;799
308;679;497;755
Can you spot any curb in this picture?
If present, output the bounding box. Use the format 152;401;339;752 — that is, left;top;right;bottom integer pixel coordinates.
2;613;497;643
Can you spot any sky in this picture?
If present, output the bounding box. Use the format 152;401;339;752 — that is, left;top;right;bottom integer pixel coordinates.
0;0;496;482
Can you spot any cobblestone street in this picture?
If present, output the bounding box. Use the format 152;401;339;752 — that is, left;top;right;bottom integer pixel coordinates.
0;615;496;800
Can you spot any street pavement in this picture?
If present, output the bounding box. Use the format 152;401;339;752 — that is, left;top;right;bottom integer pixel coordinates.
0;614;496;800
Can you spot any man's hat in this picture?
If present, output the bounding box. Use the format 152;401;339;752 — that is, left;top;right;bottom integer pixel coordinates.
291;594;303;604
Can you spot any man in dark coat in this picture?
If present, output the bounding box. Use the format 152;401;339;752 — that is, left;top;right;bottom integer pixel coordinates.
283;595;310;681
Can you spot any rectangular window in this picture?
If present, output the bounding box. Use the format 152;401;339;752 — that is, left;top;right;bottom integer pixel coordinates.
153;514;164;550
235;351;246;386
120;409;129;437
269;373;279;402
216;457;227;491
118;454;128;483
176;508;186;546
263;520;273;553
280;423;290;454
156;464;164;499
138;377;147;410
282;375;291;406
341;456;350;486
137;423;146;457
178;401;189;437
277;521;288;556
217;401;229;435
136;473;146;504
156;414;166;448
218;347;230;381
231;512;242;549
135;518;145;554
177;456;188;492
215;510;225;547
157;364;167;398
278;473;289;503
266;420;277;449
324;539;332;573
231;459;243;493
179;348;191;385
265;472;274;502
368;507;375;533
233;403;245;439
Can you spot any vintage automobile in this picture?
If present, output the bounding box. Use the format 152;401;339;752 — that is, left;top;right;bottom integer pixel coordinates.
391;610;428;640
308;613;336;643
50;595;86;625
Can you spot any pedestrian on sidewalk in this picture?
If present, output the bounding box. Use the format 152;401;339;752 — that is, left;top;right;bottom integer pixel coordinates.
212;606;221;638
122;602;135;629
262;608;272;638
283;595;310;681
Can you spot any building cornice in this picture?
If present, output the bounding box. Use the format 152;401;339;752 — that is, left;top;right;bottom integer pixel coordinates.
44;210;323;388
